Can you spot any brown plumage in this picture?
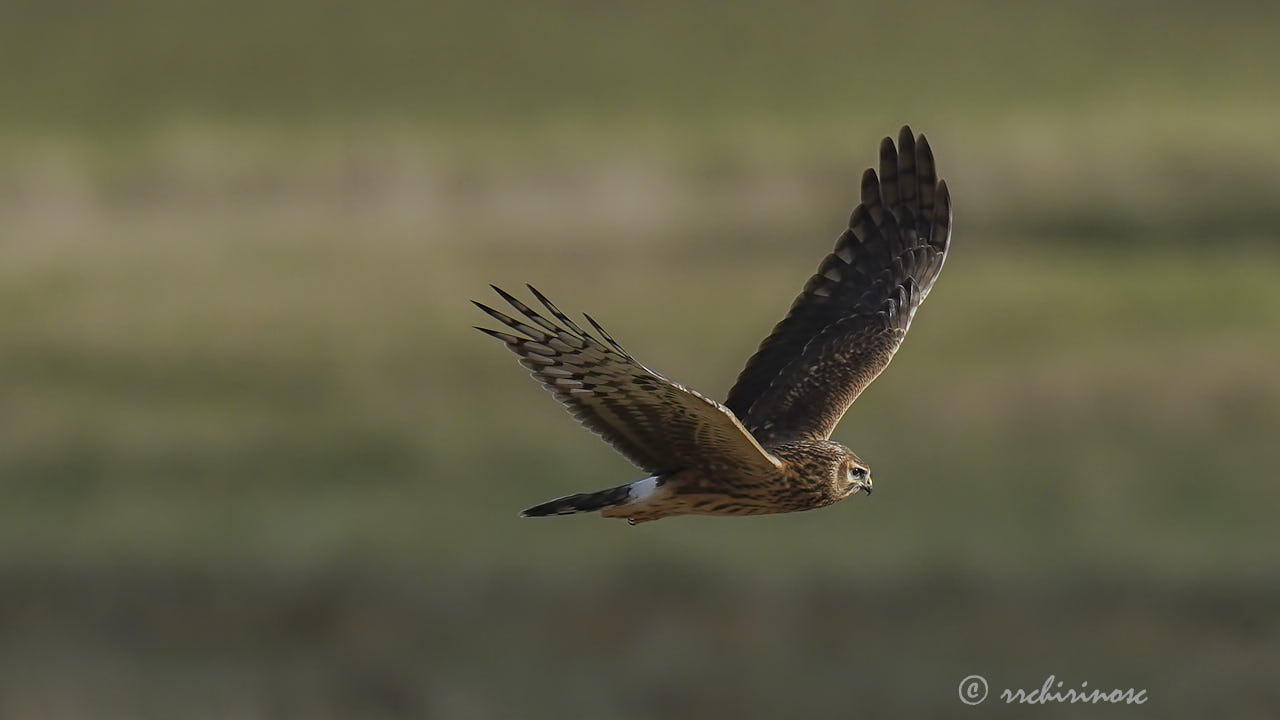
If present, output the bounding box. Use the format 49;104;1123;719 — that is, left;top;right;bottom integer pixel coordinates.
475;126;952;524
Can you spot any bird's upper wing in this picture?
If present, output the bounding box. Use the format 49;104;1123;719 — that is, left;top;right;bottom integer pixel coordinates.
724;126;953;444
476;286;783;480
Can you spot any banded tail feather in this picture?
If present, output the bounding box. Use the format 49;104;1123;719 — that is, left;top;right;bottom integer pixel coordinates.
521;475;663;519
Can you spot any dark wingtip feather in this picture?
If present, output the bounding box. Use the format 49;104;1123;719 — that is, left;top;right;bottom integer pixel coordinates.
583;313;630;356
474;326;520;343
932;180;953;249
489;284;524;308
916;134;937;210
879;135;897;162
896;127;918;209
525;284;551;304
473;298;548;339
472;300;514;325
916;135;936;177
491;285;543;321
472;300;500;316
917;132;932;158
879;137;899;206
860;168;880;206
489;284;564;336
526;284;594;340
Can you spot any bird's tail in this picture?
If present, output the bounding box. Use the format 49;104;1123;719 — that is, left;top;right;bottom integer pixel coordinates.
521;476;661;518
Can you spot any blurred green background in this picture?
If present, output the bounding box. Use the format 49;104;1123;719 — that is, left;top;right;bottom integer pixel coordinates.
2;0;1279;717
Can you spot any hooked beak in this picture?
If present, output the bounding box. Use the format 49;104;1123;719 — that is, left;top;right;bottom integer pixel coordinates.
860;479;873;495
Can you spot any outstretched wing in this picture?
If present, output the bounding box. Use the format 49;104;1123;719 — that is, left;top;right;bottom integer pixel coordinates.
475;285;782;479
724;126;953;444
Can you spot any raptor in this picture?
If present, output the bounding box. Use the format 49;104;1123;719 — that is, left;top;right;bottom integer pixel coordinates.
475;126;952;524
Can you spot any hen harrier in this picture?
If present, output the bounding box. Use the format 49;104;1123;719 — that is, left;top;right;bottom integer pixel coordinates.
475;126;951;524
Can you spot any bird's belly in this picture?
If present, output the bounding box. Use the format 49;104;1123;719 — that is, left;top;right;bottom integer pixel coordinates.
603;469;833;523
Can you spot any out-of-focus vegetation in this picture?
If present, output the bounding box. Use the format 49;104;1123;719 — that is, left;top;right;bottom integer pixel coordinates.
1;1;1278;718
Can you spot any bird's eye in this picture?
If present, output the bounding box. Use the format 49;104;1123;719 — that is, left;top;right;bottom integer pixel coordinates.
850;467;868;479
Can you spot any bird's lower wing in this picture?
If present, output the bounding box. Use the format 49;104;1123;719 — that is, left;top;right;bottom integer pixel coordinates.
475;286;782;480
725;126;953;443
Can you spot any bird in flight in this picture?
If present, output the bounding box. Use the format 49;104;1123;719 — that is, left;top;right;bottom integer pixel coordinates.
474;126;951;524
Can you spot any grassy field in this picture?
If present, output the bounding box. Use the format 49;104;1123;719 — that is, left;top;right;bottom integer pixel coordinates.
2;1;1280;718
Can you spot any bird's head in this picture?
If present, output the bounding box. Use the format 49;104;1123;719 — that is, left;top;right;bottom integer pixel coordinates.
840;455;873;498
770;439;874;503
